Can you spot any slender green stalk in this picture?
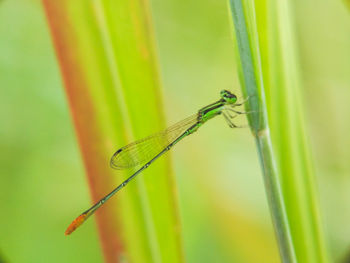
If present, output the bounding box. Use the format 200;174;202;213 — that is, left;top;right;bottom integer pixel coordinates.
228;0;329;262
228;1;296;260
254;131;295;262
228;0;295;261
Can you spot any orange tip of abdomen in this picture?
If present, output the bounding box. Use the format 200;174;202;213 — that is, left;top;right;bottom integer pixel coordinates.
65;213;88;235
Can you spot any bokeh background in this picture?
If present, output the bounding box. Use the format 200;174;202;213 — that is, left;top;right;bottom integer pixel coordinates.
1;0;349;262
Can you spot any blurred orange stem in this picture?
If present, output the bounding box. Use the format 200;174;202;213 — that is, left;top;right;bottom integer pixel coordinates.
42;1;124;262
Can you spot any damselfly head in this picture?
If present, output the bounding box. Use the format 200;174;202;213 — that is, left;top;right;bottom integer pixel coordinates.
220;90;237;104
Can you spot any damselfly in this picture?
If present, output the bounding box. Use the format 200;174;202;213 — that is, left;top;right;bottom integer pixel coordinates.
65;90;249;235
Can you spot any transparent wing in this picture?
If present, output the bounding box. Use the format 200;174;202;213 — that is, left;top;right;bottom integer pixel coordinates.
110;114;199;170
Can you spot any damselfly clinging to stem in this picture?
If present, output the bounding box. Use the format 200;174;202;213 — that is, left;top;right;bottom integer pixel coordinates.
65;90;250;235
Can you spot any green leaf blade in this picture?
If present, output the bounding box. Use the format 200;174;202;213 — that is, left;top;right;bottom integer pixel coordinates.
42;0;184;262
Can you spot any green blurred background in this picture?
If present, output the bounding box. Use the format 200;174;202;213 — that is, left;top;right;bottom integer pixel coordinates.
1;0;349;262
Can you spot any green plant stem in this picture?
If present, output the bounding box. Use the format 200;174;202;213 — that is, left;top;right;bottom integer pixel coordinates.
228;0;329;262
228;0;296;261
255;131;295;262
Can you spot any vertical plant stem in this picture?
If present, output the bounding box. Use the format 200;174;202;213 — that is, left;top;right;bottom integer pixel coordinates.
228;0;329;262
255;131;295;262
42;1;183;262
42;2;125;262
228;0;296;261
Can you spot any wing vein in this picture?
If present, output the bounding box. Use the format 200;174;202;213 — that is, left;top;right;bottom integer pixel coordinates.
110;114;198;170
